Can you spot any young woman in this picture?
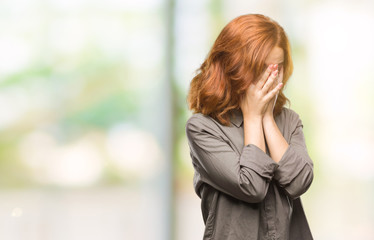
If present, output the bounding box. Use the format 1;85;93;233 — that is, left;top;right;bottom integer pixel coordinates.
185;14;314;240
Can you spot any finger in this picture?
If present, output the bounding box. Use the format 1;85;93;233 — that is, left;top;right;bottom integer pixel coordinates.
278;67;284;84
256;64;274;90
271;74;280;89
264;82;283;102
262;69;278;93
272;93;279;111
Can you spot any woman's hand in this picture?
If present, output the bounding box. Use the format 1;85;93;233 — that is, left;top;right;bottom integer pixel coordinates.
240;64;283;120
264;64;284;120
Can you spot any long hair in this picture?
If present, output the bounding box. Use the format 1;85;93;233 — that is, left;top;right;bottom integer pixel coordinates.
186;13;293;126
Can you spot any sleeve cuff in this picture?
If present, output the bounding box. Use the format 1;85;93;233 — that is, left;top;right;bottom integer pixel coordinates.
273;145;307;186
240;144;279;180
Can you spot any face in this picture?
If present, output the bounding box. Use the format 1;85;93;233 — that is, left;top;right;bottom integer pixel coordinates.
264;46;284;85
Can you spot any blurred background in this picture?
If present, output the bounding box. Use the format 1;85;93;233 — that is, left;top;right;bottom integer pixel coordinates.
0;0;374;239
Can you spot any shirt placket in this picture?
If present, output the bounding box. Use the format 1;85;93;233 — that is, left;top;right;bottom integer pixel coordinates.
264;145;278;239
264;183;278;240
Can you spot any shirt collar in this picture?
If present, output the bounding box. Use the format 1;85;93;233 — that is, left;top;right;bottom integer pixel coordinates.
230;108;243;127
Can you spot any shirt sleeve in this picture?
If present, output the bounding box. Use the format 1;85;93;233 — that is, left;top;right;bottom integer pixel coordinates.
185;116;279;203
273;113;314;199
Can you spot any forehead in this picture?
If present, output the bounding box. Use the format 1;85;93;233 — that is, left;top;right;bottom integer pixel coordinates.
265;46;284;64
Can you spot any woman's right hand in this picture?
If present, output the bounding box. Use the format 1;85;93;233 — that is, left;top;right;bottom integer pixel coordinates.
239;64;283;120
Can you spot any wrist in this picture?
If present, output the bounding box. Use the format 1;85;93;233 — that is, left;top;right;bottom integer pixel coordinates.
243;115;263;124
263;114;275;125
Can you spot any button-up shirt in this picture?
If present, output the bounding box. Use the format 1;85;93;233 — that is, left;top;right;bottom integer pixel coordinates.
185;107;314;240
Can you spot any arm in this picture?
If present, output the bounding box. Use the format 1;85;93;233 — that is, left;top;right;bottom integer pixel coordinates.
186;115;279;203
263;113;314;199
243;115;267;153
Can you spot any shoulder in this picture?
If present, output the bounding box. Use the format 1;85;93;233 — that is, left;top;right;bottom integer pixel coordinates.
185;112;223;138
186;112;210;126
281;107;303;128
281;107;300;119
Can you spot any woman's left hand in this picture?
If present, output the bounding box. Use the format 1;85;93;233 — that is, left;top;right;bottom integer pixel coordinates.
264;64;283;120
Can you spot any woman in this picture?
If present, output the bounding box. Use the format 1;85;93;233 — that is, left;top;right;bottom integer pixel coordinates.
185;14;314;240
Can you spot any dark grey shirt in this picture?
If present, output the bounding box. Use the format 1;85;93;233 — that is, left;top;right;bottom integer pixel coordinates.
185;107;314;240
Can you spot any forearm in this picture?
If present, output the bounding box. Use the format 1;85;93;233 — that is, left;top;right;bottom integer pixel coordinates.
243;116;266;153
262;116;289;163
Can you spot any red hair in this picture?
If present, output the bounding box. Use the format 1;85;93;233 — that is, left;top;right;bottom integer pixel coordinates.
187;13;293;126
